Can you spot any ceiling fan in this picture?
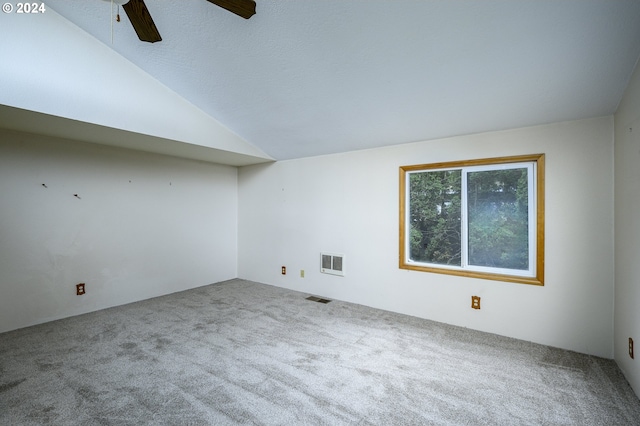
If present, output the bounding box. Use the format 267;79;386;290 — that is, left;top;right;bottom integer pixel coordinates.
109;0;256;43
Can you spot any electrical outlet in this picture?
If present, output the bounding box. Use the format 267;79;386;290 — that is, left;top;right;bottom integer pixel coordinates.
76;283;85;295
471;295;481;310
630;338;634;359
281;266;286;275
300;269;305;278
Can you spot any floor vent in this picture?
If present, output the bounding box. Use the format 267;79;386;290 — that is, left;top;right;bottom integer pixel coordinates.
306;296;332;304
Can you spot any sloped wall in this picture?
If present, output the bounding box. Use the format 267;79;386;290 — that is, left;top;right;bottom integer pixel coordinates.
0;130;238;333
0;7;271;164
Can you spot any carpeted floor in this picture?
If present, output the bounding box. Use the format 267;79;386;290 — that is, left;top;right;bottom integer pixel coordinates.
1;279;639;425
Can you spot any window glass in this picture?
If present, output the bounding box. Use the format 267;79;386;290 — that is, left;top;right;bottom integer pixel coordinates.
409;169;461;266
467;167;529;270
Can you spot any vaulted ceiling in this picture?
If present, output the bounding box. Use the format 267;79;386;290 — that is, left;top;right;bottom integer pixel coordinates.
7;1;640;162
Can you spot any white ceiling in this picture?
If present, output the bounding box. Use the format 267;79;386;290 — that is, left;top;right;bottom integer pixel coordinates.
43;0;640;161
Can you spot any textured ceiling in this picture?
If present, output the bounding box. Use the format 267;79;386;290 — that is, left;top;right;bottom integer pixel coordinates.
44;0;640;160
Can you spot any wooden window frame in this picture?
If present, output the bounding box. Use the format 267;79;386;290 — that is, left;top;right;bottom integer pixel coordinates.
399;154;545;285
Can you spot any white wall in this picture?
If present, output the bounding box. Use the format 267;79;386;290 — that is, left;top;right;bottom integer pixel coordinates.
239;116;615;358
0;130;238;333
614;62;640;395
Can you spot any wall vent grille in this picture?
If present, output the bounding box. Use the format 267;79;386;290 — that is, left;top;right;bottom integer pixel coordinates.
320;252;345;276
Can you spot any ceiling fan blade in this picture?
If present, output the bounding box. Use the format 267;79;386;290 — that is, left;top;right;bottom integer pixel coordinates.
122;0;162;43
206;0;256;19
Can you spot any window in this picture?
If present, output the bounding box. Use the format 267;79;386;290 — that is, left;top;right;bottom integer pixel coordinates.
399;154;544;285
